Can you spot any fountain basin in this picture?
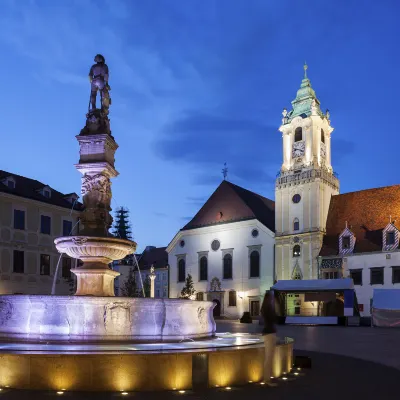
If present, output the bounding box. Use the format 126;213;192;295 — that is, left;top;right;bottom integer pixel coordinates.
54;236;136;266
0;295;215;342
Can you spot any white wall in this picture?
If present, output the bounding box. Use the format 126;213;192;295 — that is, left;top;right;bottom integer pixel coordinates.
343;252;400;317
167;219;275;319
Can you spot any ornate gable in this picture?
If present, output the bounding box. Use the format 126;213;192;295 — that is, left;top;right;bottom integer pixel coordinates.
339;226;355;255
382;221;399;251
291;260;303;280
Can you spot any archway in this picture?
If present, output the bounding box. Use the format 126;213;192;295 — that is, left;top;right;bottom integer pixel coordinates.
213;299;221;317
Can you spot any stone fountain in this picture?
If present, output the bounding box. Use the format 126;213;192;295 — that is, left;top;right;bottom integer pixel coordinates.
0;54;215;343
0;55;293;392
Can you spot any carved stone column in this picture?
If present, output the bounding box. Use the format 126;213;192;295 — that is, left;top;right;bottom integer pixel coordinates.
149;266;156;298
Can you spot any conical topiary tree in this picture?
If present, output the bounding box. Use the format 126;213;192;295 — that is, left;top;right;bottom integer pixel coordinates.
112;207;132;240
180;273;196;299
121;267;138;297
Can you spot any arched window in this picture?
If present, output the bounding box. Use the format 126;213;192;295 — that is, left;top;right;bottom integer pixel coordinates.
250;251;260;278
178;259;186;282
223;254;233;279
293;218;300;231
321;129;325;143
229;290;237;307
199;256;208;281
196;292;204;301
294;127;302;142
293;245;301;258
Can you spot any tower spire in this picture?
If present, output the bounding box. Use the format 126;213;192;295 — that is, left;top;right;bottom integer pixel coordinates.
304;61;308;79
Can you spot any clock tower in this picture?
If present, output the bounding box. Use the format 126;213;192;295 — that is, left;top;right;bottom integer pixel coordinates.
275;64;339;281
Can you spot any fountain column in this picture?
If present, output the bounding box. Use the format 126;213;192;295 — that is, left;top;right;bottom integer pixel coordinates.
55;54;136;296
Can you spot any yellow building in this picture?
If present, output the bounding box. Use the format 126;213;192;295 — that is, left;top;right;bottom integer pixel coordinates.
0;170;82;295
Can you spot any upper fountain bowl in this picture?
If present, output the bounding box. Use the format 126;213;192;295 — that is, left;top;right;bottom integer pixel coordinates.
54;236;136;266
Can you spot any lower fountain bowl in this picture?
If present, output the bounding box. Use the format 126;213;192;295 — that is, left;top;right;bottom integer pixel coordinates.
0;295;216;342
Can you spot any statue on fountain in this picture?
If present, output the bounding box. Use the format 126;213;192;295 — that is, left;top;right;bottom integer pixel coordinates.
80;54;112;136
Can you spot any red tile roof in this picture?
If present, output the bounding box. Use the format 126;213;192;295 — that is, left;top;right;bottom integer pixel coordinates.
182;180;275;232
320;185;400;256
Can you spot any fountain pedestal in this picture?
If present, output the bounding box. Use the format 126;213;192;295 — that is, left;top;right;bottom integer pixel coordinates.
55;108;136;296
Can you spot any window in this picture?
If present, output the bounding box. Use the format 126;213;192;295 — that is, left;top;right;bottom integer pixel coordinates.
350;269;362;285
294;127;302;142
13;250;24;273
163;288;167;297
156;290;160;297
211;240;220;251
293;218;299;231
40;215;51;235
63;220;73;236
370;267;384;285
228;290;237;307
292;194;301;204
223;253;233;279
386;231;395;246
321;129;325;143
178;259;185;282
392;267;400;284
251;229;259;238
13;209;25;230
293;245;301;257
62;257;72;279
324;271;338;279
250;251;260;278
43;190;51;198
40;254;50;276
199;256;208;281
7;180;15;189
180;240;185;248
196;292;204;301
342;236;350;249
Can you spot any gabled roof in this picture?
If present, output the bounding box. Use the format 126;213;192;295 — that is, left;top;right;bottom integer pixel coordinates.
320;185;400;256
272;278;354;292
182;180;275;232
138;246;168;270
0;170;83;211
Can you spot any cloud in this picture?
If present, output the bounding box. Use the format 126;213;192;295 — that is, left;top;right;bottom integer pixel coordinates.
154;112;280;187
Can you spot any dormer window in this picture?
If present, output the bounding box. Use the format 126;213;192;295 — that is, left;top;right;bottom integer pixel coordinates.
43;190;50;198
2;176;16;189
386;231;395;246
342;236;350;249
39;186;52;199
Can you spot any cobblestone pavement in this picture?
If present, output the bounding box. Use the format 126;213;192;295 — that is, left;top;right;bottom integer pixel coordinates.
217;320;400;370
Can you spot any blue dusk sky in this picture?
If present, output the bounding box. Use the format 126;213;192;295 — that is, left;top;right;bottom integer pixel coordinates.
0;0;399;251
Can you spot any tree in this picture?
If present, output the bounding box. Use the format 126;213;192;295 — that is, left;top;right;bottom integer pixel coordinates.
113;207;133;240
143;275;151;298
180;273;196;299
121;267;138;297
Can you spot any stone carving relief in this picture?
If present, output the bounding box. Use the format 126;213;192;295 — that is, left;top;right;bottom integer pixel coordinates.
197;307;207;329
104;302;131;335
209;277;222;292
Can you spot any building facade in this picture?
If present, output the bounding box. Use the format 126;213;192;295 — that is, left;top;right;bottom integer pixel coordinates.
275;65;339;282
167;181;275;319
319;185;400;317
115;246;169;298
0;170;81;295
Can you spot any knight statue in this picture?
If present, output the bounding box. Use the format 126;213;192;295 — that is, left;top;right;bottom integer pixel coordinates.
89;54;111;114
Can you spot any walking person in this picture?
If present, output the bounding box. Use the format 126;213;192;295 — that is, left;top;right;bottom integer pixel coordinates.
261;290;277;386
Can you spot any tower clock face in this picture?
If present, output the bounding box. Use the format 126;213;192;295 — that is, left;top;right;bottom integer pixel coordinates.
320;142;326;158
292;141;305;158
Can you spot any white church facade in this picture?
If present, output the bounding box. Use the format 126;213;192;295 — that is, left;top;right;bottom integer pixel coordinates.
167;181;275;319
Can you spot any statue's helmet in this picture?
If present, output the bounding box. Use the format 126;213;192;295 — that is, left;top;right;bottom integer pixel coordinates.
94;54;105;63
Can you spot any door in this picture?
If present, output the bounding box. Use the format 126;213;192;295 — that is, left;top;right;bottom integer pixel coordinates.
250;300;260;317
213;299;221;317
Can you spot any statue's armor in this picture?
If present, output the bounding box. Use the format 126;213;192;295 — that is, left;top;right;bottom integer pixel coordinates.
89;62;110;111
